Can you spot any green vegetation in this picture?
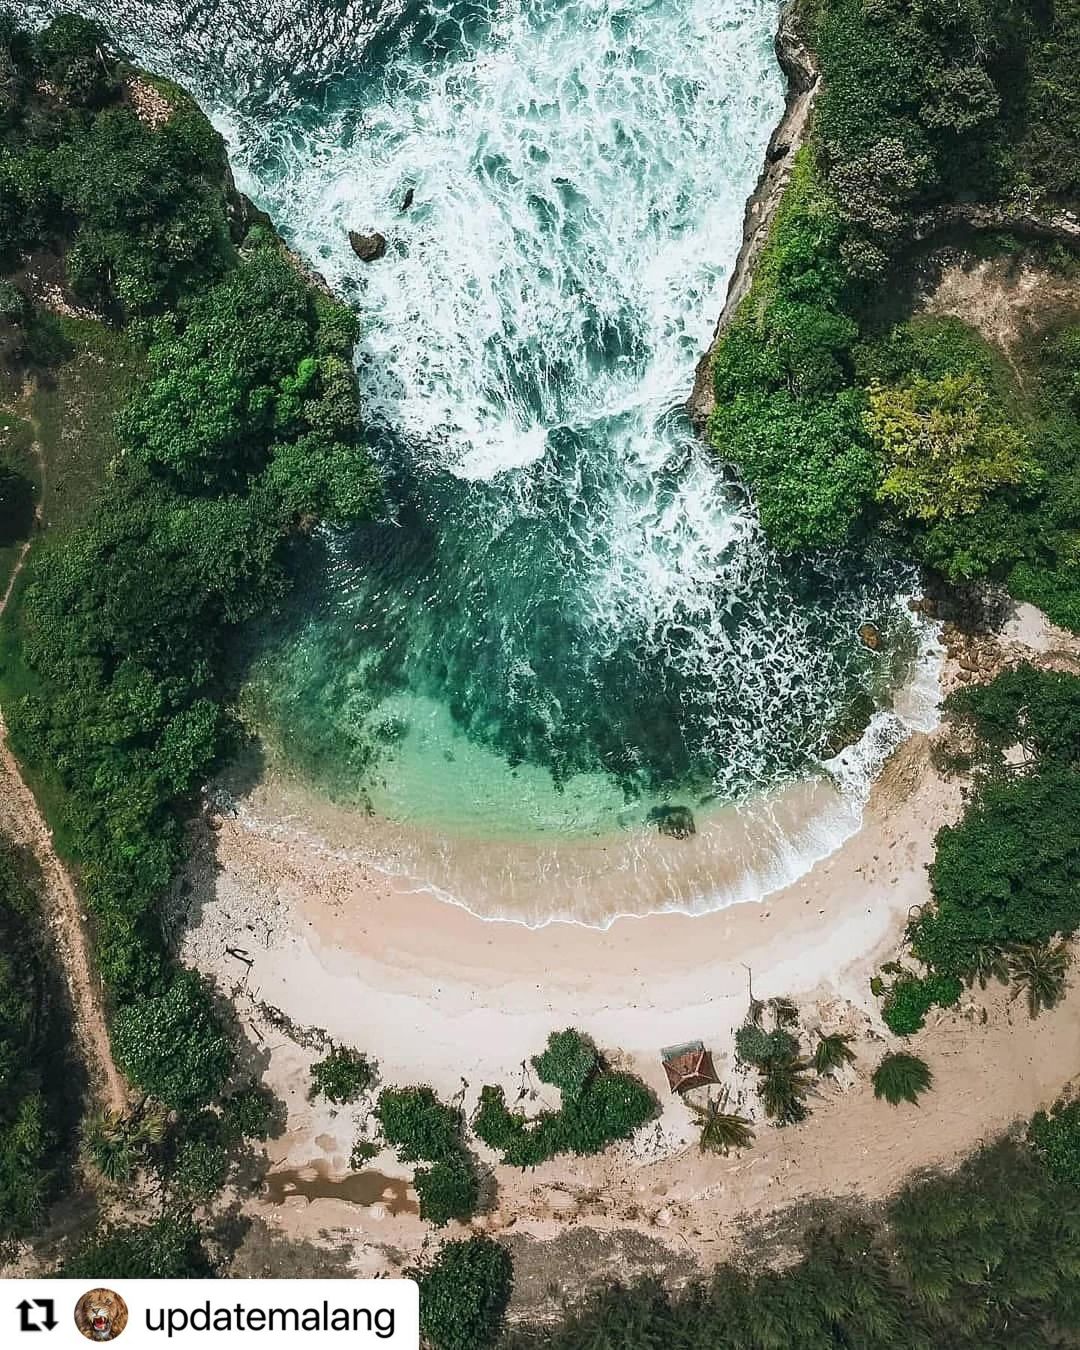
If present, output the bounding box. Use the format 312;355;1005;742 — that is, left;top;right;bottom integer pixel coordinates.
689;1097;755;1155
375;1086;479;1227
413;1235;512;1350
872;1052;934;1106
510;1124;1080;1347
910;667;1080;984
1007;940;1071;1017
707;0;1080;627
62;1212;213;1278
1028;1094;1080;1185
812;1031;855;1076
880;972;962;1036
735;1000;814;1125
309;1047;377;1105
472;1029;657;1166
0;840;74;1241
0;13;378;1140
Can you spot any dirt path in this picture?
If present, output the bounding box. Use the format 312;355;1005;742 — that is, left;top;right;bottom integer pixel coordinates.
0;418;127;1115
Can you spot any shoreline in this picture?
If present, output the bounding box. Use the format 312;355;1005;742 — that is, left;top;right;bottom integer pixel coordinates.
177;604;1080;1291
688;0;818;427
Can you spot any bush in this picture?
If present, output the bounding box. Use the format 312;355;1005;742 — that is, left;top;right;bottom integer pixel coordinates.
531;1028;598;1100
881;973;963;1036
473;1068;657;1167
414;1236;512;1350
414;1153;480;1229
309;1048;376;1105
872;1052;933;1106
112;972;232;1112
375;1086;462;1165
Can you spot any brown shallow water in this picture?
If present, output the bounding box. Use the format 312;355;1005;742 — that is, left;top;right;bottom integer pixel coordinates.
264;1162;417;1216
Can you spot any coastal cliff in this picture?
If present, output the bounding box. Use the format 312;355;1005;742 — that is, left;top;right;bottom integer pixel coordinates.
689;1;818;429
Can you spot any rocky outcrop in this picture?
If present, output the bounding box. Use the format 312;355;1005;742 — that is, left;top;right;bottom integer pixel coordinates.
648;804;696;839
349;230;388;263
688;1;819;429
910;201;1080;247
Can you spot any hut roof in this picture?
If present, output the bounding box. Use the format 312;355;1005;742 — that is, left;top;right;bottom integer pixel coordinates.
661;1040;719;1094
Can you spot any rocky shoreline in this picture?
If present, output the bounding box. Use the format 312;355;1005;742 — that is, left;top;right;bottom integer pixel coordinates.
688;0;818;428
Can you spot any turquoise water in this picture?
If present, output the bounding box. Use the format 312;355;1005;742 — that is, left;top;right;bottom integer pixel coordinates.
34;0;933;851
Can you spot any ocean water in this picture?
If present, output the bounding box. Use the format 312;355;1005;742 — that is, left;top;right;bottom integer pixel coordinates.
31;0;940;913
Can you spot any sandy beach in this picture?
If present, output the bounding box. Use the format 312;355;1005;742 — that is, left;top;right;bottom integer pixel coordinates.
170;603;1080;1303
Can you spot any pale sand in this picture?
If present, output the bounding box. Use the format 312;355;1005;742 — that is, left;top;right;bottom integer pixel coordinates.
177;605;1080;1291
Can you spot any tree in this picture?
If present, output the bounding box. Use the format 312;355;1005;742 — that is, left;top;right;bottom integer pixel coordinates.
414;1236;512;1350
867;372;1038;524
872;1053;933;1106
1028;1097;1080;1186
309;1047;376;1105
689;1097;755;1155
758;1053;813;1126
84;1105;165;1183
112;972;233;1112
1008;941;1070;1018
813;1032;856;1076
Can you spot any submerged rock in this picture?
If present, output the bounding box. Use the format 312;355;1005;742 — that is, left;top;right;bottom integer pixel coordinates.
858;622;883;650
348;230;387;262
648;804;696;839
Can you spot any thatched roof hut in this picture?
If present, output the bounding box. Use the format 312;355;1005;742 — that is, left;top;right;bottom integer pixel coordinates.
661;1040;719;1094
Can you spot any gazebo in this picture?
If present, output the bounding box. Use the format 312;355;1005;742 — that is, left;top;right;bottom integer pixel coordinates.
661;1040;720;1095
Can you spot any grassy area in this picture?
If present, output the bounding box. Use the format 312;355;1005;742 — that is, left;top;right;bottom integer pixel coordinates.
0;404;38;598
30;318;145;536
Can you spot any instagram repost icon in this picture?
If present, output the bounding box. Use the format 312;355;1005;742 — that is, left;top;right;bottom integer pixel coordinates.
74;1289;128;1342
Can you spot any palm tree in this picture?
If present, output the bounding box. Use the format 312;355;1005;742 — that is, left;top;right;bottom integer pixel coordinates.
758;1053;813;1125
813;1031;856;1077
689;1097;755;1155
960;943;1010;990
1008;941;1070;1018
84;1110;138;1182
872;1052;933;1106
84;1102;167;1182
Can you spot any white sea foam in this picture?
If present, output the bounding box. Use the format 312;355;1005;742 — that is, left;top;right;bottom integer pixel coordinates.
29;0;947;924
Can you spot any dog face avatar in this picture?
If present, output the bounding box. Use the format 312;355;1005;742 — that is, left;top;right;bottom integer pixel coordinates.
74;1288;128;1342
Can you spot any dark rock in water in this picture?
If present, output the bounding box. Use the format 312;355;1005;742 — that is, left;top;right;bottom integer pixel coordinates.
858;622;882;650
648;805;696;839
349;230;387;262
821;689;876;758
400;188;415;212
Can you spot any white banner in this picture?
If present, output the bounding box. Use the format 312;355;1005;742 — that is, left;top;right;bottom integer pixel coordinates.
1;1280;418;1347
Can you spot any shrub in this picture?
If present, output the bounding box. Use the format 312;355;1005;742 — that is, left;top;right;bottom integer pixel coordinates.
375;1086;462;1164
531;1028;598;1100
414;1153;480;1228
309;1048;376;1105
812;1032;856;1076
221;1085;278;1141
112;972;232;1112
473;1068;657;1167
881;974;963;1036
414;1236;512;1350
872;1053;933;1106
734;1024;799;1067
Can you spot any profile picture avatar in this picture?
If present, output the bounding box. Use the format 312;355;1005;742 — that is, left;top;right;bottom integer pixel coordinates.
74;1289;128;1342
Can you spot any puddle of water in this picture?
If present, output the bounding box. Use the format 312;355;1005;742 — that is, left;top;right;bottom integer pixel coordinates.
265;1161;417;1216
